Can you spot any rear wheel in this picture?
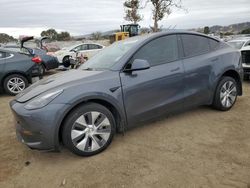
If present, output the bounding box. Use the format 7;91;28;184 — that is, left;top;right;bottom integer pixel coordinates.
3;74;28;95
62;103;116;156
40;64;46;75
212;76;238;111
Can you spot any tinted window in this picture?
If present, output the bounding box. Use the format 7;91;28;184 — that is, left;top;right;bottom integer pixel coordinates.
81;44;88;50
181;34;210;57
88;44;102;50
5;52;12;58
73;44;88;51
209;39;220;50
132;35;179;66
0;51;6;59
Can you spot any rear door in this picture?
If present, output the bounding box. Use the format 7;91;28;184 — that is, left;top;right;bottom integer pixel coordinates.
86;44;103;58
77;44;88;55
180;34;218;107
120;35;185;127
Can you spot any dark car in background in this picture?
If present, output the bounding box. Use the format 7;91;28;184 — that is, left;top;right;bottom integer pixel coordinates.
10;31;243;156
0;48;42;95
4;37;59;75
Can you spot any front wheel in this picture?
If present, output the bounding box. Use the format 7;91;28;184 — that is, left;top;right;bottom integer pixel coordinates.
62;56;70;68
212;76;238;111
62;103;116;156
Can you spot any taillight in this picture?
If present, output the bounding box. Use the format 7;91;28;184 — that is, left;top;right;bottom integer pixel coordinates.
32;56;42;64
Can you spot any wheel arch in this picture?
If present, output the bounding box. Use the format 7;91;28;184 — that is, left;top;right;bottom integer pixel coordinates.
57;97;125;146
221;69;242;96
1;71;30;87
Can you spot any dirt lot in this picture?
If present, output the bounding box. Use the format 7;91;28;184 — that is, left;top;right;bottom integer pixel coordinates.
0;75;250;188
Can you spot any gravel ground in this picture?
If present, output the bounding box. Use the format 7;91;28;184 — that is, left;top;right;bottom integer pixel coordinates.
0;72;250;188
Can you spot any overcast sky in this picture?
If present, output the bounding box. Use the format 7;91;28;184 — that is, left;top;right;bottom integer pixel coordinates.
0;0;250;37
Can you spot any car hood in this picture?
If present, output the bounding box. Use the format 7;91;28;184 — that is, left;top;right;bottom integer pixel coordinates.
15;69;104;103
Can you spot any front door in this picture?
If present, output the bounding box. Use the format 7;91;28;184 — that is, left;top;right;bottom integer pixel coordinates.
120;35;185;127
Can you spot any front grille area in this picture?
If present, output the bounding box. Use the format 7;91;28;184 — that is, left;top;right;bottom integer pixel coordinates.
242;50;250;65
244;68;250;75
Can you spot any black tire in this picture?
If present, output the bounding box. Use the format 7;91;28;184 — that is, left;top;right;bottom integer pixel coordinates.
40;64;46;75
62;103;116;157
3;74;28;96
62;56;70;68
212;76;238;111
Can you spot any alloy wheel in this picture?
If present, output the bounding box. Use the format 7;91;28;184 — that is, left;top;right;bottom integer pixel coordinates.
220;81;237;108
7;77;26;94
71;111;111;152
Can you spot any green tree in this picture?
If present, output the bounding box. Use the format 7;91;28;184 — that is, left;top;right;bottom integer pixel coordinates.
148;0;183;32
91;32;102;40
41;29;58;40
124;0;142;24
57;32;71;41
0;33;17;44
240;28;250;34
204;26;210;34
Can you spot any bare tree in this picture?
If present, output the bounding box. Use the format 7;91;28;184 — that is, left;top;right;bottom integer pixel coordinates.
148;0;183;32
124;0;142;24
91;32;102;40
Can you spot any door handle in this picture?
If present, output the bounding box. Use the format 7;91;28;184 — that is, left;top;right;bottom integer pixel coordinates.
170;67;180;72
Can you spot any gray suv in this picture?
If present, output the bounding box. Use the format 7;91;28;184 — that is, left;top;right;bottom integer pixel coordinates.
10;31;243;156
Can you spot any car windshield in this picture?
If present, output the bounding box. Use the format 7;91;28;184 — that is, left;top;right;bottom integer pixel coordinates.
228;41;245;49
80;37;142;70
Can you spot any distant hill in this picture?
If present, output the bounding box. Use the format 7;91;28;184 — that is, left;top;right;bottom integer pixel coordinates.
195;22;250;34
74;30;119;40
73;22;250;39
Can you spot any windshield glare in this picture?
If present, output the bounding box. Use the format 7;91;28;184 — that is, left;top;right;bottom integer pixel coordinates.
81;38;141;70
228;41;245;49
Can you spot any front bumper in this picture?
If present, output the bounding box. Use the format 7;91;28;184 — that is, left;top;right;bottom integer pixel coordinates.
10;100;70;151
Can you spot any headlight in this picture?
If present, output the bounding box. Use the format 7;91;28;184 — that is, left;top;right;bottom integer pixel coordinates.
25;90;63;110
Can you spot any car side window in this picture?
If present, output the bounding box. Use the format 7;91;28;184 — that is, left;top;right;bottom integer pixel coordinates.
181;34;210;57
88;44;102;50
73;45;82;51
209;39;220;51
0;51;6;59
132;35;179;66
73;44;88;51
81;44;88;50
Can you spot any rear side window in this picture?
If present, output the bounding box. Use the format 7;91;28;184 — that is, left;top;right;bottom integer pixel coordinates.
132;35;179;66
209;39;220;51
181;34;210;57
88;44;102;50
0;51;6;59
73;44;88;51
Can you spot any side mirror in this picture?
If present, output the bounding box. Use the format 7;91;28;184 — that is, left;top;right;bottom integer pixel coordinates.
124;59;150;72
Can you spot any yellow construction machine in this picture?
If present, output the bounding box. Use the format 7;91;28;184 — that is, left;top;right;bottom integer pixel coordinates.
110;24;140;43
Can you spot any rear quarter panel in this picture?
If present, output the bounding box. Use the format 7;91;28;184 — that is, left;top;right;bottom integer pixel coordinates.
2;52;36;83
210;44;242;99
